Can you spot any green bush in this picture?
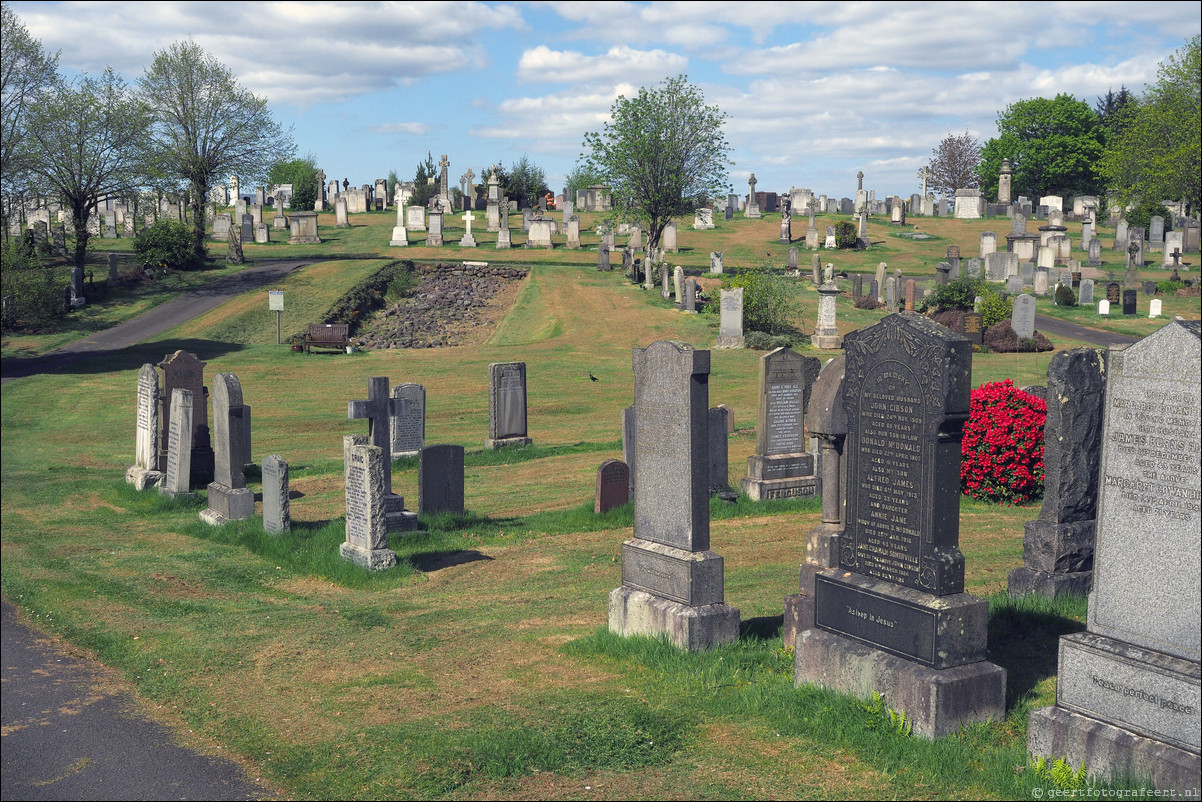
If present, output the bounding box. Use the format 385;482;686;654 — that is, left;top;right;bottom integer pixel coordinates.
1;242;63;332
978;290;1012;328
834;220;858;249
1054;284;1076;307
134;219;196;270
743;331;794;350
1123;200;1171;232
1157;279;1185;294
918;275;987;313
723;267;799;334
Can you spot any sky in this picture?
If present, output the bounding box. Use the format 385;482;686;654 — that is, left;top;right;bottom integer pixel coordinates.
11;1;1202;201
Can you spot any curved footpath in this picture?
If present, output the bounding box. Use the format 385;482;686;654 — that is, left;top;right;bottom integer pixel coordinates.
0;270;1140;800
1;260;308;385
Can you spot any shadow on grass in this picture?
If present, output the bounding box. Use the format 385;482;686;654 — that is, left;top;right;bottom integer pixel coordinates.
2;338;245;380
988;593;1087;712
740;614;784;642
410;549;494;572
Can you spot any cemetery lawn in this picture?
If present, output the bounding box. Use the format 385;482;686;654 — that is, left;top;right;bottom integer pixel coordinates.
3;215;1195;801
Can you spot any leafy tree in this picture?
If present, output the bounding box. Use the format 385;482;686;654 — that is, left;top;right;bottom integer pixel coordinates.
1100;35;1200;214
1;1;59;234
723;266;799;335
1;239;60;331
267;154;319;211
927;131;981;197
507;154;548;209
134;219;194;270
412;151;437;207
582;75;731;258
918;274;988;313
564;161;604;195
978;94;1105;200
140;40;294;259
1095;85;1137;137
22;69;151;268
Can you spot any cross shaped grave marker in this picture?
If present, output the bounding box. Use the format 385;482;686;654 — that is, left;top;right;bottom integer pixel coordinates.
1172;248;1182;268
462;209;475;236
348;376;401;493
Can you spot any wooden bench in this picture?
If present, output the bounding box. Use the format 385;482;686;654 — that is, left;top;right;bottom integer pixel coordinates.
303;323;349;353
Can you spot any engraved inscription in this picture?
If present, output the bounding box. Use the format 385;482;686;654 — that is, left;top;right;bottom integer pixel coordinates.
345;450;369;549
764;368;802;455
1090;675;1195;714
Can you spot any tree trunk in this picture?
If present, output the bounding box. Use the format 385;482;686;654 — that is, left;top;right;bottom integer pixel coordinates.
71;201;90;270
190;180;207;259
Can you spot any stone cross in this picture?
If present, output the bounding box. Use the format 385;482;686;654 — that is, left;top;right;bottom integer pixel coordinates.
918;166;932;196
459;173;467;201
462;210;474;236
348;377;401;493
438;154;450;199
857;171;864;190
1172;248;1182;268
748;173;757;195
465;168;475;194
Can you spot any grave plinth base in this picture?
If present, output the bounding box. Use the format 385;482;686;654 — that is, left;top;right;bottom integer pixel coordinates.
1007;566;1092;598
740;468;817;501
795;628;1006;739
1029;708;1200;795
339;542;398;571
485;436;531;450
810;330;843;349
1022;519;1094;574
389;227;408;246
715;336;745;349
200;483;253;525
609;587;739;652
125;465;163;491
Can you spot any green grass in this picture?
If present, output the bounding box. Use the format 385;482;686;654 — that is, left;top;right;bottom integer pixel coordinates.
2;210;1196;801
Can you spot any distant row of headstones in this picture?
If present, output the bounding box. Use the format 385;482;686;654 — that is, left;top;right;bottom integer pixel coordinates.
123;314;1199;791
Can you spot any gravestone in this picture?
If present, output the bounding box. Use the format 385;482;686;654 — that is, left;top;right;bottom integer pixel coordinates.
609;341;740;650
1098;299;1110;315
406;205;426;231
390;203;409;247
716;288;744;349
964;257;982;279
788;247;799;272
157;350;212;484
426;211;444;246
158;388;194;498
1028;320;1200;793
595;459;631;514
200;373;254;525
390;383;425;458
1078;279;1095;307
107;253;119;282
567;216;580;249
1034;270;1049;296
339;439;398;570
708;406;730;492
1106;282;1121;305
710;251;723;274
682;278;697;313
1007;275;1023;295
226;225;244;264
812;281;842;349
852;275;863;298
622;405;636;497
597;241;610;270
262;454;290;534
126;364;163;490
1122;289;1137;315
662;220;678;252
349;377;419;532
673;266;684;304
418;444;465;515
1008;348;1105;598
1012;294;1036;338
796;314;1005;738
741;347;820;501
874;263;887;302
486;362;532;449
962;312;984;345
1149;299;1162;318
288;212;320;244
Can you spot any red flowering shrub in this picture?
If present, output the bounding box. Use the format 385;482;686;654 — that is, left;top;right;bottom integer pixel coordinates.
961;379;1047;504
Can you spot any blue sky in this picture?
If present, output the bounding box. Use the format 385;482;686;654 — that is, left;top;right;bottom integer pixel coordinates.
12;1;1201;201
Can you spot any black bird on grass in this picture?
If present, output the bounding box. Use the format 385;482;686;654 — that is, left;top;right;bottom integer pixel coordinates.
588;373;599;382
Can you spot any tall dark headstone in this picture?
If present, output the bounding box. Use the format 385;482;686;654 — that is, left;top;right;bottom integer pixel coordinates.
740;347;819;501
1028;320;1200;793
485;362;532;449
609;341;740;650
418;444;465;515
1008;348;1106;597
795;314;1005;738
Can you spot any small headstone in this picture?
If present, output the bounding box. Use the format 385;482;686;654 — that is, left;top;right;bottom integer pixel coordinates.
1121;289;1137;315
339;439;398;571
708;407;730;492
595;459;631;513
598;242;610;271
418;444;465;515
716;288;744;349
962;312;984;345
261;455;290;534
1149;298;1162;318
1012;294;1036;338
390;383;425;459
486;362;531;449
740;347;819;501
158;387;195;498
710;251;723;274
1078;279;1095;306
1106;282;1121;305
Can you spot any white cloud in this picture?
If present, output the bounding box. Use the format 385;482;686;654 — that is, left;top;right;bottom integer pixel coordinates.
372;122;430;135
517;45;687;84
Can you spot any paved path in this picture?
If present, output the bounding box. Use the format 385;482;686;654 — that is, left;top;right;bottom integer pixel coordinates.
1;260;307;384
1;599;265;801
1035;313;1138;348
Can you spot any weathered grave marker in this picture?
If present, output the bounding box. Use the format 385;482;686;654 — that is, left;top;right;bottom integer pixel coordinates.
200;373;254;525
595;459;630;513
126;364;163;490
262;454;290;534
486;362;532;449
339;438;398;570
741;347;820;501
158;389;194;498
419;444;465;515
